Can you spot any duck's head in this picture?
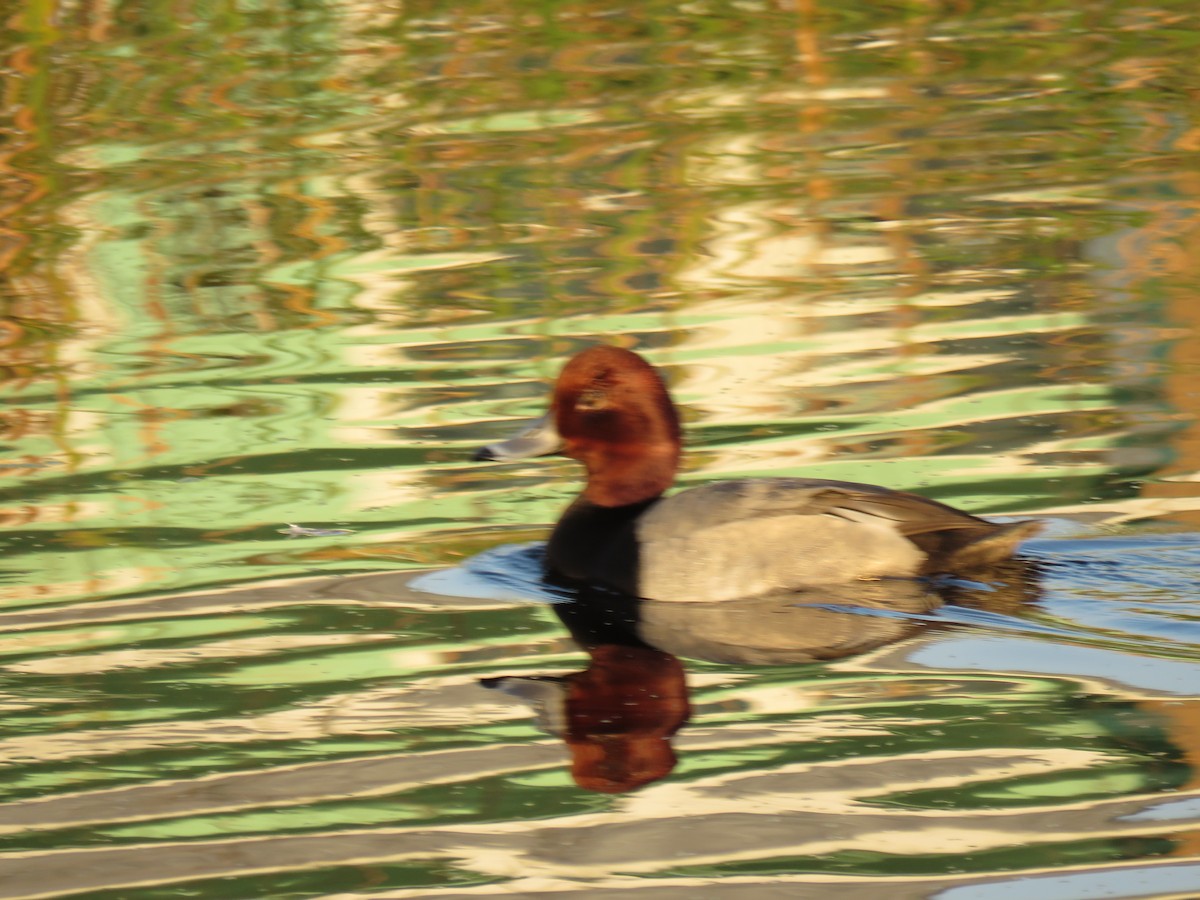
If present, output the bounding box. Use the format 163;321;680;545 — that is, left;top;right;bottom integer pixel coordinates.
475;346;682;506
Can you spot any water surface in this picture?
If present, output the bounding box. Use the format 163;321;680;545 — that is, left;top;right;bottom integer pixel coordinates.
2;1;1200;897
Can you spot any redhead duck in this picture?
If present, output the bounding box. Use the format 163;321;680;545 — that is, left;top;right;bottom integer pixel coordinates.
475;346;1041;603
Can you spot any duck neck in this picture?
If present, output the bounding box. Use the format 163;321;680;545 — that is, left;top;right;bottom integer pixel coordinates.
580;444;678;508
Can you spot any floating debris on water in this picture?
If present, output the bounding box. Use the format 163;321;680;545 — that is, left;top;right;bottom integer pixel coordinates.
278;523;356;538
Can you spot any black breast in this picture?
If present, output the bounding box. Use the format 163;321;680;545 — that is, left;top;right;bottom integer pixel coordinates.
546;496;657;595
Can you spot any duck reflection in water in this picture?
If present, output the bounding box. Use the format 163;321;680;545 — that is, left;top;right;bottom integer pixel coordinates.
485;640;689;794
482;567;1042;794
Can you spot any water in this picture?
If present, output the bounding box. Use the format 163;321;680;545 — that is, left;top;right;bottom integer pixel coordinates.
2;1;1200;897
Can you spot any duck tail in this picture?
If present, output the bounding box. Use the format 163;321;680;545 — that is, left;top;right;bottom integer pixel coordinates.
942;519;1043;572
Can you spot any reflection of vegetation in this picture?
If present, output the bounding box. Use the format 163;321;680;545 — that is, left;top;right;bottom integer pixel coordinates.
69;859;499;900
4;0;1199;605
0;4;1199;890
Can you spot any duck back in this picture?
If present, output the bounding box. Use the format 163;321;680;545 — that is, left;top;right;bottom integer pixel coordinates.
627;479;1039;602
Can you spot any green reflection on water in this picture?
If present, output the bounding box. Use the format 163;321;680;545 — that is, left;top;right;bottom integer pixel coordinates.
7;0;1195;607
66;861;501;900
2;0;1200;896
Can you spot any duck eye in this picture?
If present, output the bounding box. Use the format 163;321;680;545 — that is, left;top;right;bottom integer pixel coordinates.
575;388;608;411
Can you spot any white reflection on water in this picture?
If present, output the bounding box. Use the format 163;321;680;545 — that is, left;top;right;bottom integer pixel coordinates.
900;633;1200;697
933;861;1200;900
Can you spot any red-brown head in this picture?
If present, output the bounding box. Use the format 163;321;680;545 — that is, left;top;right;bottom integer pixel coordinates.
550;346;682;507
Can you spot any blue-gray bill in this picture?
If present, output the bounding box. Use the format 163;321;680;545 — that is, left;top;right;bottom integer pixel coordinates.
473;415;563;461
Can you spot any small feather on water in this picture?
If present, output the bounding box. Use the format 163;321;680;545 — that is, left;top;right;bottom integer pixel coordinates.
279;523;356;537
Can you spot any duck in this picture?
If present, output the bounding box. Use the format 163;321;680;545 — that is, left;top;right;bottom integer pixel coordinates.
474;345;1041;603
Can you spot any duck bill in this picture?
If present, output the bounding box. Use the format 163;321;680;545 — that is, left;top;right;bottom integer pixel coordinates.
474;415;563;461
